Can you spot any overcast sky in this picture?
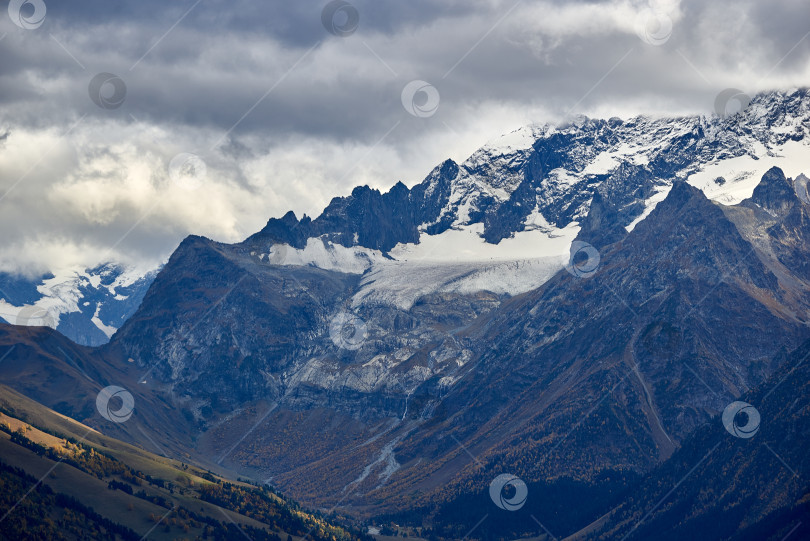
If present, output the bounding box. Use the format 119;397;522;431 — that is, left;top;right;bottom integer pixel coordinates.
0;0;808;275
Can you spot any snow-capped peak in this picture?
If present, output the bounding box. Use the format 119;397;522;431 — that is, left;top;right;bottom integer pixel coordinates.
0;262;159;345
249;88;810;309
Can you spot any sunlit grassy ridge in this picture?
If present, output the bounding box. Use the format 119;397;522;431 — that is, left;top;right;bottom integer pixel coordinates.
0;384;372;541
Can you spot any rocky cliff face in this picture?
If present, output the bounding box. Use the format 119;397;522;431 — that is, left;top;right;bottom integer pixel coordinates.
111;233;502;419
243;158;460;252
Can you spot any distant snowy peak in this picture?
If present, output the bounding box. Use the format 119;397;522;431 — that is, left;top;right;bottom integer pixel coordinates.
0;263;158;346
483;123;556;154
449;89;808;232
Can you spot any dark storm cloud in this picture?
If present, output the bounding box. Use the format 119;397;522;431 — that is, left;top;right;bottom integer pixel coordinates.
2;0;808;142
40;0;483;48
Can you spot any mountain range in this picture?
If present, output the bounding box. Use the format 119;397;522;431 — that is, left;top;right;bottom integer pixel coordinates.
1;87;810;540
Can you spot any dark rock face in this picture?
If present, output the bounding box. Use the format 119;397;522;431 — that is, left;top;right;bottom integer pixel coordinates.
244;159;459;252
759;174;810;285
743;166;796;215
0;272;46;305
573;188;627;248
110;235;363;408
